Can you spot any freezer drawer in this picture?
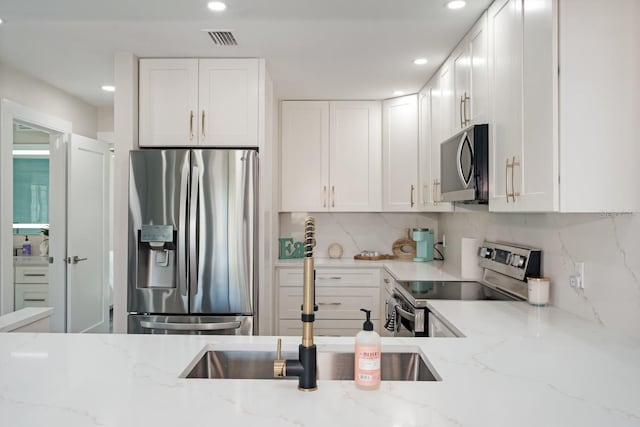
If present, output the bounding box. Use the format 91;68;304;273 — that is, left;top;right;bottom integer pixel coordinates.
128;314;253;335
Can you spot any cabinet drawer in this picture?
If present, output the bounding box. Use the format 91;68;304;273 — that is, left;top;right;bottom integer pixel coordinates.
279;287;380;320
278;319;375;337
278;268;380;287
14;284;49;310
15;266;49;284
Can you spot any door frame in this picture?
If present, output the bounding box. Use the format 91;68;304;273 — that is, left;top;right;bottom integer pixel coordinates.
0;99;71;332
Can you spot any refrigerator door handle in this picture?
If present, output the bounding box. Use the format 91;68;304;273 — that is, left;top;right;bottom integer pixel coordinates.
139;320;241;331
189;164;199;296
178;164;189;297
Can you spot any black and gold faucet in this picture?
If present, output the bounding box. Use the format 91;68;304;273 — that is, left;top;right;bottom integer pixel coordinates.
274;216;318;391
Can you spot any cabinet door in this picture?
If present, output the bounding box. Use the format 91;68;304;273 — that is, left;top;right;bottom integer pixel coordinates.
280;101;329;211
488;0;523;211
418;85;453;212
469;13;488;124
452;43;471;132
139;59;199;147
198;59;259;147
438;60;456;141
329;101;381;211
382;95;418;211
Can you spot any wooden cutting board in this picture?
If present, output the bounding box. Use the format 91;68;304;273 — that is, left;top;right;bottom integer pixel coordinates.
353;254;396;261
392;229;416;260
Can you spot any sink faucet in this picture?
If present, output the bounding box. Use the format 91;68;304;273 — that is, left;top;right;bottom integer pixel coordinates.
274;216;318;391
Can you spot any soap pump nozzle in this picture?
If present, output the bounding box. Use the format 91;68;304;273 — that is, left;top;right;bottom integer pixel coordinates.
360;308;373;331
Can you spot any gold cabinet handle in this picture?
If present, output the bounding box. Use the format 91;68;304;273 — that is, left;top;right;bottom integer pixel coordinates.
505;158;512;203
435;179;441;206
201;110;206;140
189;110;194;140
460;96;465;128
331;186;335;208
317;302;342;306
423;183;428;206
322;186;327;208
410;184;415;208
463;92;470;126
511;156;520;202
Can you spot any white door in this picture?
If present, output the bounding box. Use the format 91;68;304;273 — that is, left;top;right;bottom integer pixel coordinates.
66;135;110;333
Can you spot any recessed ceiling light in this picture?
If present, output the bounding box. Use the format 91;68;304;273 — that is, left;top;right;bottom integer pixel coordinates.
207;1;227;12
413;58;428;65
101;85;116;92
393;90;405;96
446;1;466;10
0;18;4;24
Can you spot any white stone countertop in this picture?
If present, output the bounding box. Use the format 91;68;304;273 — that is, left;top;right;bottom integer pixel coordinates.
276;258;462;282
2;301;639;426
13;256;49;266
0;307;53;332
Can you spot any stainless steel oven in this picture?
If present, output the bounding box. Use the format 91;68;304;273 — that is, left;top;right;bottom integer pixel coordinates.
385;241;541;337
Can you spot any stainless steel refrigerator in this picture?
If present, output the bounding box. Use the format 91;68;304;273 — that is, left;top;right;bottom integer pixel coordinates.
127;149;257;335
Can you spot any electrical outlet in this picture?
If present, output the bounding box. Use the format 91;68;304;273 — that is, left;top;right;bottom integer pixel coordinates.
569;262;585;289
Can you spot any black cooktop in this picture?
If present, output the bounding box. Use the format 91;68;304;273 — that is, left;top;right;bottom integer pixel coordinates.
394;280;522;308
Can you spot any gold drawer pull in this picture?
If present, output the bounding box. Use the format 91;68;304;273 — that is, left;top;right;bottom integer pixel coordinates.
317;302;342;306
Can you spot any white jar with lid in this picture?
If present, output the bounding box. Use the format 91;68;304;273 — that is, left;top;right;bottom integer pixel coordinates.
527;277;550;306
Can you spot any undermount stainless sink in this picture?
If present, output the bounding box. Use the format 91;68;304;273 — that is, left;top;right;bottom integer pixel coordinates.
182;349;440;381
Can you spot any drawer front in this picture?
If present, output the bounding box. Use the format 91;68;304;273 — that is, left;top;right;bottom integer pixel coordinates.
279;287;380;320
14;284;49;310
278;268;380;287
15;266;49;284
278;319;375;337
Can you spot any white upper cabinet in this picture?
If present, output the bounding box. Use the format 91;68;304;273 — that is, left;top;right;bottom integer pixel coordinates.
280;100;381;212
418;84;453;212
139;59;199;147
382;94;419;211
139;58;260;147
453;13;488;131
329;101;382;211
198;59;259;147
280;101;329;212
488;0;638;212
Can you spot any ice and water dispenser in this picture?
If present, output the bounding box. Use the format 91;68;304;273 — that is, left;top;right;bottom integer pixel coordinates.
136;224;177;288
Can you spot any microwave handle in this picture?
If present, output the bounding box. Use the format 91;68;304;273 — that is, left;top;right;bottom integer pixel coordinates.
456;131;471;189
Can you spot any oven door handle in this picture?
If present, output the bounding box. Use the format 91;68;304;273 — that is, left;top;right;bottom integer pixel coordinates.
395;305;415;322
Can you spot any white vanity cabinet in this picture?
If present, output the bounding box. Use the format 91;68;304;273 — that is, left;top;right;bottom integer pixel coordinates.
14;265;49;310
280;100;381;212
487;0;639;212
139;58;260;147
277;267;381;336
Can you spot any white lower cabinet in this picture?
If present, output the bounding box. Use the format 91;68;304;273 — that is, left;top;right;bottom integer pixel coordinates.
14;266;49;310
277;267;380;336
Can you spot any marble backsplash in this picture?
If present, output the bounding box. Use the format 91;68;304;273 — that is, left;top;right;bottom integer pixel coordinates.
438;209;640;338
279;212;439;259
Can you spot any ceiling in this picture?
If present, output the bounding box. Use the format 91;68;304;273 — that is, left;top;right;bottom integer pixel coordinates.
0;0;492;107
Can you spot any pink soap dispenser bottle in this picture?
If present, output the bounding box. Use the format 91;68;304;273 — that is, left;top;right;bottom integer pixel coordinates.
354;308;381;390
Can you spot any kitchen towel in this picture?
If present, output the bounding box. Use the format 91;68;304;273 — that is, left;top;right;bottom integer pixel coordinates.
460;237;483;280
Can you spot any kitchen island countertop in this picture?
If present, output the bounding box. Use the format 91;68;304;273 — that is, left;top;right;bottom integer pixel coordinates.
1;301;639;427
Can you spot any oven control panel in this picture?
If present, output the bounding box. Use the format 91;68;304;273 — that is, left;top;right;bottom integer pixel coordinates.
478;241;541;281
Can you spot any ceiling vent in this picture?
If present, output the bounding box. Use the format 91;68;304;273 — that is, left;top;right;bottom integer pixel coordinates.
205;30;238;46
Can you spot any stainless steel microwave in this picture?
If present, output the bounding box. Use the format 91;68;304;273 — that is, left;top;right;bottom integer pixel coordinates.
440;124;488;204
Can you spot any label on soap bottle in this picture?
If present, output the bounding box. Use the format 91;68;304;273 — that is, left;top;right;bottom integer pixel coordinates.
355;344;380;387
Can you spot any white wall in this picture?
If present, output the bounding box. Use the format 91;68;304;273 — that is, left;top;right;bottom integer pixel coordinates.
0;63;97;138
97;106;114;132
438;210;640;338
279;212;439;259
